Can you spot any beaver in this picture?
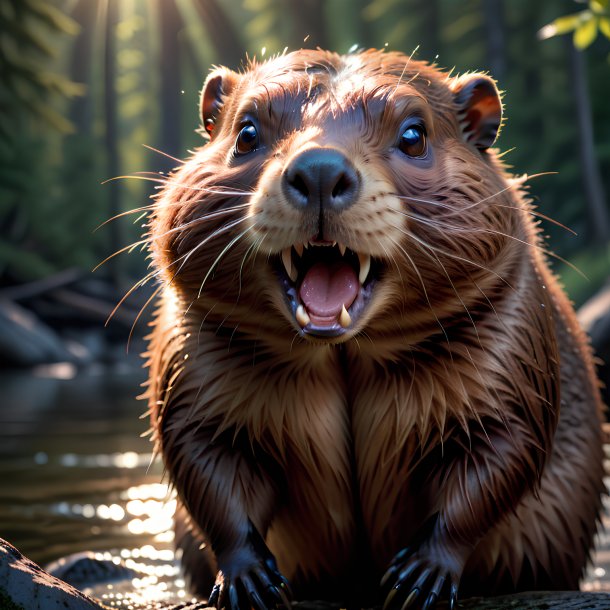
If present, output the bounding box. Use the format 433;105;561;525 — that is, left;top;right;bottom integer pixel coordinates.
145;49;605;610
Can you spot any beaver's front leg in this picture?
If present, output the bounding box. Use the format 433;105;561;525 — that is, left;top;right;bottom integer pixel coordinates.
161;412;291;610
381;418;548;610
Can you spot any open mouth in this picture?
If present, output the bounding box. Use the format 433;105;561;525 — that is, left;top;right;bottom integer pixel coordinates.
275;240;378;338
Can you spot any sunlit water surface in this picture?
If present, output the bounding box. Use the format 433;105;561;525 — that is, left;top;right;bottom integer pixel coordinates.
0;362;197;607
0;362;609;608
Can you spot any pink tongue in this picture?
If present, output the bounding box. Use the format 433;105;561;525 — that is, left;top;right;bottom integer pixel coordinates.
299;261;359;321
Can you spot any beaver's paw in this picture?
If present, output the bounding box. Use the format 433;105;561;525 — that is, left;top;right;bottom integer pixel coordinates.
381;546;460;610
207;564;291;610
208;525;292;610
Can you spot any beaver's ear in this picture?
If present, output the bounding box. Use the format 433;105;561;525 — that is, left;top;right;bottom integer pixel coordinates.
200;68;239;138
451;74;502;151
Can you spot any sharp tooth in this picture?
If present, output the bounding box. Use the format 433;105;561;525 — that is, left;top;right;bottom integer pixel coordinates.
339;305;352;328
358;253;371;284
294;243;304;257
303;241;309;249
282;248;297;281
338;243;346;256
296;305;311;327
309;240;315;247
331;241;337;247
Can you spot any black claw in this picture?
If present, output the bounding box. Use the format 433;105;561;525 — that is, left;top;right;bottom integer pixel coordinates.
253;567;272;589
412;567;433;592
248;588;267;610
208;583;220;608
449;582;459;610
382;584;398;610
396;558;419;584
380;564;398;589
430;575;445;597
401;588;420;610
392;547;410;565
269;584;286;606
267;585;283;603
423;592;437;610
228;583;239;610
274;584;292;608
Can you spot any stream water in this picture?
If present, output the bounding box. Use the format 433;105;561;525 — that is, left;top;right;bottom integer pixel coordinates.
1;360;609;608
0;360;194;606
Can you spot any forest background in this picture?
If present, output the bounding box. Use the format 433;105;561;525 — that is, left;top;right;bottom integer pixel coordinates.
1;0;610;351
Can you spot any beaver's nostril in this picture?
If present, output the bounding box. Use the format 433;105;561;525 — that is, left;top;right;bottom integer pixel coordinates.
288;173;309;200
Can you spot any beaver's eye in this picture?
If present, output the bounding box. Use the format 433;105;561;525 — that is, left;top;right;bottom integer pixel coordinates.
235;123;259;155
399;125;427;157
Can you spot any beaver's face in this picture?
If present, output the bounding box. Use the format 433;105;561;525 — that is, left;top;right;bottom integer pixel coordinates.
154;50;523;344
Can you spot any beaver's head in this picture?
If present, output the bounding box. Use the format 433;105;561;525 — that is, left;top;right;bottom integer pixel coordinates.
153;49;526;345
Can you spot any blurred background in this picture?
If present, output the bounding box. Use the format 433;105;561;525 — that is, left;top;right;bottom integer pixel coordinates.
1;0;609;603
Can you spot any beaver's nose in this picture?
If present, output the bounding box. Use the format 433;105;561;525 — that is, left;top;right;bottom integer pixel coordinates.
282;148;360;212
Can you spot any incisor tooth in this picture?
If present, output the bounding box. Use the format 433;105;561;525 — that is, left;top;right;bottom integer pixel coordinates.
339;305;351;328
282;248;297;281
358;253;371;284
294;243;304;257
338;243;347;256
296;305;310;327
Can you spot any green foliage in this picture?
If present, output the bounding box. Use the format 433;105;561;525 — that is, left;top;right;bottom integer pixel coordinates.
0;0;83;135
0;0;90;282
539;0;610;50
553;245;610;307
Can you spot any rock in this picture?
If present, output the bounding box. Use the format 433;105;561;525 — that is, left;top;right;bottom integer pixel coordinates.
46;550;138;589
0;538;103;609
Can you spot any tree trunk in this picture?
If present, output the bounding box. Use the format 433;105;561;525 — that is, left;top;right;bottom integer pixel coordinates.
417;0;440;64
567;38;610;244
289;0;329;50
192;0;244;70
158;0;183;173
68;0;95;133
482;0;506;83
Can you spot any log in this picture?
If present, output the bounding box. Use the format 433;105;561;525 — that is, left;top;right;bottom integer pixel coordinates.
0;300;76;366
0;268;83;302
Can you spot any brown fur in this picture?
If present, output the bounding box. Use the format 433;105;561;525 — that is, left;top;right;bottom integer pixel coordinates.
144;50;605;608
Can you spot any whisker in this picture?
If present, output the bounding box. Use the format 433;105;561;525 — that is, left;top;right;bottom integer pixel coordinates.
94;205;251;270
405;230;483;346
175;216;251;283
375;237;403;284
197;225;256;298
384;234;451;347
393;208;586;280
102;174;255;197
397;194;577;236
388;218;515;291
142;143;185;165
393;171;557;217
105;268;159;328
126;282;165;353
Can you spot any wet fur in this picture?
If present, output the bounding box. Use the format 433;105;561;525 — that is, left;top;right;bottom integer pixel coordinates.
144;50;605;605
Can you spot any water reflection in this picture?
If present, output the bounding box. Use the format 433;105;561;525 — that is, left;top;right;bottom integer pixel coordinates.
0;365;176;571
